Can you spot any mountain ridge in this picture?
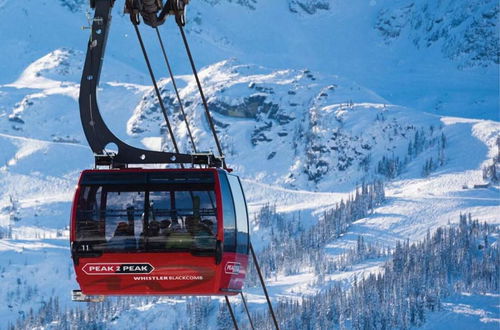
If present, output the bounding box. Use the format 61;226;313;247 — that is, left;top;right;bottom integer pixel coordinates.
0;1;498;328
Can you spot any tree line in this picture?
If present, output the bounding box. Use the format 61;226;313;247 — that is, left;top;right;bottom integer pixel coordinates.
251;214;499;329
377;126;447;179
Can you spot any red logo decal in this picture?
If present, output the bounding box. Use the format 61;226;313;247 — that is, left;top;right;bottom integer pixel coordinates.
224;262;241;275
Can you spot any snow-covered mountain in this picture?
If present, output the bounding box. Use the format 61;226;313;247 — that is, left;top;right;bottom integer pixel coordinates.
129;59;448;192
1;0;498;119
375;0;499;69
0;0;499;329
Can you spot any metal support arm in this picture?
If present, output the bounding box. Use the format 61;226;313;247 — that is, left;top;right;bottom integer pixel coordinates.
79;0;221;167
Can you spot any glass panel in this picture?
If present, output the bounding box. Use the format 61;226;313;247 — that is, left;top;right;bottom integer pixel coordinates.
219;172;237;253
75;173;218;254
148;190;217;253
104;190;144;250
76;186;102;241
227;175;249;254
149;190;171;218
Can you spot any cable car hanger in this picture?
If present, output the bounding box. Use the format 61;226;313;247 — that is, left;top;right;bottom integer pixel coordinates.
76;1;279;328
80;0;223;169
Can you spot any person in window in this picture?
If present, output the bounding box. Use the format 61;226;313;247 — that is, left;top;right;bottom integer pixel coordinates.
185;197;213;235
186;197;214;250
108;222;136;250
185;196;201;233
159;220;171;236
146;220;163;250
201;219;216;236
147;220;160;237
169;218;182;233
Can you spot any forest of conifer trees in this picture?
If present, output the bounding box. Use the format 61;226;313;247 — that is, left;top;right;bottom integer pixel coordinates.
251;214;499;329
10;183;498;330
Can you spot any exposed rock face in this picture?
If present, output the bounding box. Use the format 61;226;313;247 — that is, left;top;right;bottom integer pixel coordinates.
201;0;257;10
288;0;330;14
375;0;499;68
129;60;439;189
59;0;86;12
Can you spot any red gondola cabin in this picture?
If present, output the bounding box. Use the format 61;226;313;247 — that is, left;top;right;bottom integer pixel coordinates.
70;168;249;296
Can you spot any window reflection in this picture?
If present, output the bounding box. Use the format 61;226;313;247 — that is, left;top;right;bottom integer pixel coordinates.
76;184;217;254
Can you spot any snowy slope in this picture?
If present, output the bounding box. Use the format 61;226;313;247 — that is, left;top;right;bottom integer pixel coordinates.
128;59;447;191
0;0;497;119
375;0;499;69
0;0;498;329
421;293;500;329
0;48;498;328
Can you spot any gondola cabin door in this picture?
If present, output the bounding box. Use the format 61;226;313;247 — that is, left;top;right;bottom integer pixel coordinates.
71;169;249;296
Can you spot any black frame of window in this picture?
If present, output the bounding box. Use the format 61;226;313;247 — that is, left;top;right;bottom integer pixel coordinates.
74;171;217;255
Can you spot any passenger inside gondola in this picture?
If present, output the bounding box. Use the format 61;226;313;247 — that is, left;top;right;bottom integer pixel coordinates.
75;181;218;253
159;219;171;235
169;218;182;233
147;220;160;236
201;219;215;235
185;196;215;251
108;222;136;250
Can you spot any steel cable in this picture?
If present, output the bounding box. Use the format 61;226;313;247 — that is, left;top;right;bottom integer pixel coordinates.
240;292;255;330
178;25;226;166
154;27;198;153
133;24;181;157
250;242;280;329
225;296;239;329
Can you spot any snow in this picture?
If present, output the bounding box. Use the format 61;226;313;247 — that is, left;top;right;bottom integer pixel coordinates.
422;293;500;329
326;118;500;254
0;0;498;328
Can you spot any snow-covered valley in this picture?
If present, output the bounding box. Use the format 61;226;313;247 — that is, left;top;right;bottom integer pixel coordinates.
0;0;498;329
